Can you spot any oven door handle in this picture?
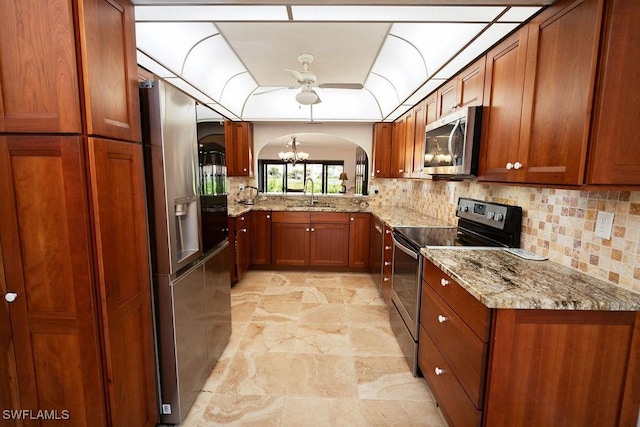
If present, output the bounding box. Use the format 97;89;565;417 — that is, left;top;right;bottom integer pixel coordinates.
392;235;419;260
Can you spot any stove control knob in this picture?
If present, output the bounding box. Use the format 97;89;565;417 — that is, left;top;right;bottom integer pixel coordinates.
487;212;495;220
495;213;504;222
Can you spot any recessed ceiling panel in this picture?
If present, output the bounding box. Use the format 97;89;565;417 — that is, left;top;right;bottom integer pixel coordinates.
291;6;505;22
135;5;288;21
216;23;389;88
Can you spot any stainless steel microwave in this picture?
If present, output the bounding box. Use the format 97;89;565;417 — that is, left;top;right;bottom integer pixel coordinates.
422;106;483;178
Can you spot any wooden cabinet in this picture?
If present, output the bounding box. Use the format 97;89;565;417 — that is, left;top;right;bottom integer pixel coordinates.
348;213;371;268
80;0;141;142
419;258;640;427
382;224;393;305
0;0;82;133
229;214;251;281
391;113;410;178
587;0;640;185
410;100;428;178
480;0;602;185
371;122;393;178
225;121;254;177
0;136;108;426
86;138;157;426
370;216;384;293
436;56;486;119
310;214;350;267
250;210;272;265
271;212;311;266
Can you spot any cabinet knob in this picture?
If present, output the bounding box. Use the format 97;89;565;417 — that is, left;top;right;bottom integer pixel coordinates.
506;162;514;170
240;216;245;220
385;245;392;250
434;367;445;376
384;262;391;266
4;293;17;303
376;169;380;173
398;169;404;173
513;161;522;170
243;168;247;172
385;230;391;234
350;217;354;221
306;228;310;232
266;215;271;219
311;228;315;232
437;315;448;323
440;278;449;287
242;228;247;233
383;277;390;282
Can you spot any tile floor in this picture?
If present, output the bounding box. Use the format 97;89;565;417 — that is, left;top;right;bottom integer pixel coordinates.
181;270;446;426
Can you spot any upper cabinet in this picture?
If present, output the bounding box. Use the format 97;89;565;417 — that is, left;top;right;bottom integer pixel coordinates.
372;122;393;178
0;0;82;133
79;0;142;142
225;121;254;177
587;0;640;185
479;0;602;185
436;57;486;119
0;0;141;141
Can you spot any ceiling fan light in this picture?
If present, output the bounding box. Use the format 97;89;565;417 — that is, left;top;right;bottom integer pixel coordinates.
296;89;318;105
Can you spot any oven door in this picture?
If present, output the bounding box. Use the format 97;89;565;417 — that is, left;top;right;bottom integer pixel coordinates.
391;234;423;339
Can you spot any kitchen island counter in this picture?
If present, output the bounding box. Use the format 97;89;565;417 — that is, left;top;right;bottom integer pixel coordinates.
421;247;640;311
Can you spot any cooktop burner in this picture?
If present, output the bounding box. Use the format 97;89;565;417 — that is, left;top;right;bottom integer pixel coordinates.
393;226;461;250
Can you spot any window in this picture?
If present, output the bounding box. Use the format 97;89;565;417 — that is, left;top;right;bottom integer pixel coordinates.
259;160;344;194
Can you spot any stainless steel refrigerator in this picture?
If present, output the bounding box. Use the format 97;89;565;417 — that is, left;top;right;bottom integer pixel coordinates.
140;80;231;424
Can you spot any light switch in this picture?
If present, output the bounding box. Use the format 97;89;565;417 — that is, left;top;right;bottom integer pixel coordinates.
595;211;614;240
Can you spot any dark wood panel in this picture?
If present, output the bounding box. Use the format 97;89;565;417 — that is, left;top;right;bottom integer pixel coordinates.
272;223;310;265
0;0;81;133
310;223;349;267
271;211;310;224
423;260;491;341
0;136;106;426
348;213;371;268
80;0;141;142
391;115;407;177
478;29;528;182
458;56;486;108
419;327;482;427
411;100;427;177
588;0;640;184
485;309;636;426
250;210;272;265
436;80;458;119
224;121;254;176
517;0;601;185
87;137;157;426
621;312;640;426
372;122;393;177
310;212;349;223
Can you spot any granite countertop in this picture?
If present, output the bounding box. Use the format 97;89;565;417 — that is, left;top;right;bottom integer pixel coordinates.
421;248;640;311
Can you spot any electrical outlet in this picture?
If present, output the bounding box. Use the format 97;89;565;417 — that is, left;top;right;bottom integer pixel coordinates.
371;185;379;195
239;184;245;191
449;184;456;205
595;211;614;240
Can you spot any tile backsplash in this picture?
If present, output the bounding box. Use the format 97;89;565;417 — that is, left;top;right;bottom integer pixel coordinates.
369;178;640;293
229;176;639;293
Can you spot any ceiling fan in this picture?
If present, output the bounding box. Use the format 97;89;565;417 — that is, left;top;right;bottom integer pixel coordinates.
253;53;364;105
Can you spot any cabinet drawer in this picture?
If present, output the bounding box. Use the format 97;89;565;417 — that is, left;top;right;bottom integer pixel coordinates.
234;214;249;229
310;212;349;223
271;211;310;223
419;326;482;427
423;259;491;341
422;285;488;408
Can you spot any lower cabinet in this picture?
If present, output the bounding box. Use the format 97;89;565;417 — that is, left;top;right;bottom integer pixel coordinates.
228;213;251;282
382;224;394;304
419;259;640;427
348;213;371;268
0;136;158;426
250;210;272;265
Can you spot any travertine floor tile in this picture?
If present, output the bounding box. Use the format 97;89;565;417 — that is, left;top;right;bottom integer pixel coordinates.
236;322;297;353
281;397;364;427
346;304;390;325
230;301;258;322
251;301;301;322
342;287;386;305
212;352;291;396
199;394;285;426
359;399;444;426
355;356;434;401
301;286;344;303
299;303;347;324
349;324;405;356
286;353;358;398
294;323;351;355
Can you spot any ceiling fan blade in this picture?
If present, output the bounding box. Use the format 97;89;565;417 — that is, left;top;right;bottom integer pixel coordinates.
318;83;364;90
285;69;304;82
313;94;322;104
253;87;297;96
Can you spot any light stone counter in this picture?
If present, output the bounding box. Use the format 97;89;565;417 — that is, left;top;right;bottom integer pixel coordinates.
421;247;640;311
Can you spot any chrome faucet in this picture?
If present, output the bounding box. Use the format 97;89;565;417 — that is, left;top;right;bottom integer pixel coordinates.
304;177;316;206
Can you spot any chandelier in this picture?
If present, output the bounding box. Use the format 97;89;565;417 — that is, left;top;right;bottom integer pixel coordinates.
278;136;309;165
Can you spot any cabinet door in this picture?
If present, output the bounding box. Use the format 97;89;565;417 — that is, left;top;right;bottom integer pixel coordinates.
79;0;141;142
458;56;486;108
436;80;459;119
372;122;393;177
349;214;371;268
478;29;529;182
517;0;601;185
404;109;415;177
310;223;350;267
251;211;272;265
225;121;254;177
0;0;81;133
236;226;251;278
411;101;427;177
87;138;157;426
391;113;409;178
382;225;393;304
588;0;640;184
0;136;107;426
272;223;310;266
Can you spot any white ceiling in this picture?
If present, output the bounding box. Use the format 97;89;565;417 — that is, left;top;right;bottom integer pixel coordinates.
134;1;548;123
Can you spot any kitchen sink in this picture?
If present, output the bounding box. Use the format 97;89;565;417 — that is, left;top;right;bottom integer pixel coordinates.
287;202;336;209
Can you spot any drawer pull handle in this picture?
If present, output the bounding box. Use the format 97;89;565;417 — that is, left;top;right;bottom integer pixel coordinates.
385;230;391;234
440;278;449;287
385;246;392;250
434;367;445;376
437;315;447;323
383;277;390;282
240;216;245;220
384;262;391;266
5;293;18;303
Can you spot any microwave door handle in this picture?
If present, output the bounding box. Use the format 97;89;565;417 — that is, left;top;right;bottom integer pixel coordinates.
392;235;419;260
447;119;461;164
